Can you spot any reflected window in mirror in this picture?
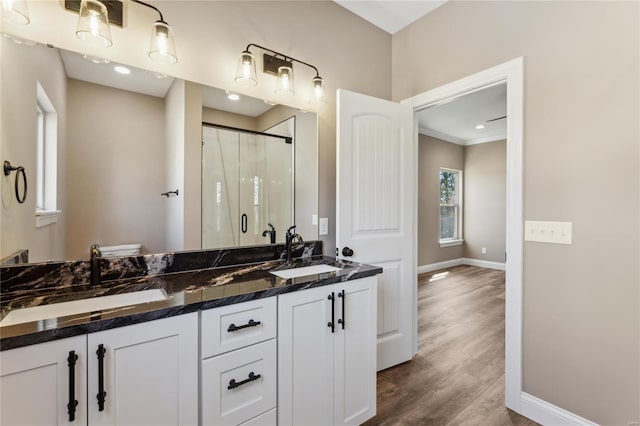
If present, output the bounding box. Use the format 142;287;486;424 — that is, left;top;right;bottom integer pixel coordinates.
35;81;60;227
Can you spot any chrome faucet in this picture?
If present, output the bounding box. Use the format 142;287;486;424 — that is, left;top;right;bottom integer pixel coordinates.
285;225;304;261
262;223;276;244
90;244;102;286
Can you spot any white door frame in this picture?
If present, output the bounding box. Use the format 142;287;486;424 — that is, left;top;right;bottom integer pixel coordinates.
400;57;524;412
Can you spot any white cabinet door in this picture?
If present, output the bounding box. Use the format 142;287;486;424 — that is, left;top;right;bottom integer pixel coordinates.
87;313;198;426
0;335;87;426
278;285;334;426
337;89;415;371
334;276;377;425
278;278;377;426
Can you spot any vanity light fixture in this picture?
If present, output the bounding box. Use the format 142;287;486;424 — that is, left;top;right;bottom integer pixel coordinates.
235;43;327;103
71;0;177;64
2;0;30;25
75;0;112;47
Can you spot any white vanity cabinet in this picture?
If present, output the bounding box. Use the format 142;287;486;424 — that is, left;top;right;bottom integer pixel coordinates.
278;276;377;426
0;335;88;425
200;297;278;426
87;313;198;426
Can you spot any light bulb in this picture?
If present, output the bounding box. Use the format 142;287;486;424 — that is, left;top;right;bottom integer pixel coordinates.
275;65;294;96
76;0;112;47
235;50;257;86
310;76;326;104
148;21;177;64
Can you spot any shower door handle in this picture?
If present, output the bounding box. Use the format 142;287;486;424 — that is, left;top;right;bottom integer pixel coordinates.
241;214;248;233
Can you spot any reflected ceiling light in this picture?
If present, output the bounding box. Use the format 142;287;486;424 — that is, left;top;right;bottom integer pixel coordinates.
82;53;110;64
2;0;30;25
114;65;130;74
475;124;485;130
226;91;240;101
235;43;327;104
1;33;37;45
75;0;112;47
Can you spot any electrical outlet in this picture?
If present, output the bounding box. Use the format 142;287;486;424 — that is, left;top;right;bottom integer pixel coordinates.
524;221;572;244
319;218;329;236
481;247;487;254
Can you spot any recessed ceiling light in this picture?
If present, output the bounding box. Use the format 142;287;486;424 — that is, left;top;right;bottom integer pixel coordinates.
475;124;485;130
114;65;131;75
227;93;240;101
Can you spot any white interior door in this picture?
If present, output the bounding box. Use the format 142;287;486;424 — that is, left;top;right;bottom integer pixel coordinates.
336;89;414;371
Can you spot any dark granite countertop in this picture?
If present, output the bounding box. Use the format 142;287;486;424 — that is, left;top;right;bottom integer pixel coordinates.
0;255;382;351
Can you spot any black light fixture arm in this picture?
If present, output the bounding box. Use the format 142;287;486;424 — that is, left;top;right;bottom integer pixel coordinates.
245;43;321;78
130;0;165;23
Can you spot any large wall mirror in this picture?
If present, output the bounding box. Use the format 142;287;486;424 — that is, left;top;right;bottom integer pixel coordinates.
0;37;318;264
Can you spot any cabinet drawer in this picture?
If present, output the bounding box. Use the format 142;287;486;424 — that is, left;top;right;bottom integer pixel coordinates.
201;297;277;358
201;339;276;426
239;408;277;426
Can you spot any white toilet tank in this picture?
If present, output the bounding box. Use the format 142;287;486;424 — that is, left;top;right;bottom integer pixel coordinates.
100;243;142;258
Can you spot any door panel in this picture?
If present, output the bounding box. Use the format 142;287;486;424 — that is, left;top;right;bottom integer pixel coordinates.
337;89;414;371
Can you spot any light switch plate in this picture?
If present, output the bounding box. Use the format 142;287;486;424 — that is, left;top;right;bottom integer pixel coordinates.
312;214;318;226
319;218;329;236
525;221;572;245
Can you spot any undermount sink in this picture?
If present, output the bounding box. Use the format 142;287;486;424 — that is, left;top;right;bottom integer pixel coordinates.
0;289;168;327
270;264;341;279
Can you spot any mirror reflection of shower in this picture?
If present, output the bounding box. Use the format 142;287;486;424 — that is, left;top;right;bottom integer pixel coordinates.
201;119;294;249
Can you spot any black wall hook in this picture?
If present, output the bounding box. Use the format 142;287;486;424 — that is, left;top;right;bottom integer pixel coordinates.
4;161;27;204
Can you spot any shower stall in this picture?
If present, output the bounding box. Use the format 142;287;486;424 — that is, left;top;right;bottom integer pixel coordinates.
201;123;293;249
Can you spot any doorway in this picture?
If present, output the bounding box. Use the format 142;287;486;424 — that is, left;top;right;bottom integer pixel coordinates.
403;58;524;411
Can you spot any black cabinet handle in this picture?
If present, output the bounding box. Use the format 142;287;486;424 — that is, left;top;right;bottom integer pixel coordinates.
67;351;79;422
228;371;261;390
241;214;248;233
327;292;335;333
96;344;106;412
342;247;354;257
338;289;346;330
227;319;261;332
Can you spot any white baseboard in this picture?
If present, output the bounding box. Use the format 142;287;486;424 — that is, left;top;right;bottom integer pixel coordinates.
417;258;464;274
463;258;506;271
520;392;599;426
417;258;505;274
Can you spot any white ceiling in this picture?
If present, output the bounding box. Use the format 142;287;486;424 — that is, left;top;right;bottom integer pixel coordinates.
201;86;274;117
60;48;274;117
60;50;175;98
417;82;507;146
334;0;447;34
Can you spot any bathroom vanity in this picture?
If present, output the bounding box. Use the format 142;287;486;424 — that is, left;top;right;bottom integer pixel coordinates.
0;243;381;426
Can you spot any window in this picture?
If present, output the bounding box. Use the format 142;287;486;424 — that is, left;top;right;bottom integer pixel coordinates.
439;168;462;245
35;82;60;227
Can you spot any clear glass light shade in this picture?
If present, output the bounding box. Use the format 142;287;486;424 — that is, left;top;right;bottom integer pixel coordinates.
310;76;326;104
275;66;294;96
75;0;112;47
149;21;177;64
235;51;257;86
2;0;30;25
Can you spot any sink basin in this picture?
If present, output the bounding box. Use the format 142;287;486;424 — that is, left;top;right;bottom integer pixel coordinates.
0;289;168;327
270;264;341;279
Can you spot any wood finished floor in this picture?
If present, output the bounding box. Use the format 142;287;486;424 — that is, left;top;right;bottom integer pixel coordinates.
363;265;539;426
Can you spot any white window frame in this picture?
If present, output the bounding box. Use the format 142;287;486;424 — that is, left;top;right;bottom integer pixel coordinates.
438;167;463;247
35;82;61;228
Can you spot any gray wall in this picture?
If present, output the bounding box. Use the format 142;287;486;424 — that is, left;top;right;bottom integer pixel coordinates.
394;2;639;424
418;135;464;266
463;140;506;263
1;40;67;262
66;79;166;259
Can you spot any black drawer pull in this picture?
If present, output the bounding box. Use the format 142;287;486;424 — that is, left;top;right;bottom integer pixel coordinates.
96;344;106;412
227;319;261;332
67;350;79;422
228;371;261;390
